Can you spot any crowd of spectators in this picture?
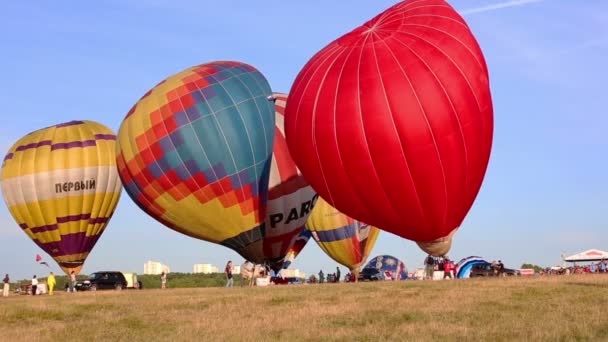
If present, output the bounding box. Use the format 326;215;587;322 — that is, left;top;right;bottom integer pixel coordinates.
540;260;607;275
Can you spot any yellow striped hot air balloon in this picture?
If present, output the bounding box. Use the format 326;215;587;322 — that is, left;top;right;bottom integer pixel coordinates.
306;197;379;276
0;120;122;275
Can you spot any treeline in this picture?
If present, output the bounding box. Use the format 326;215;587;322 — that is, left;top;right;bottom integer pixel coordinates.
10;273;242;290
520;264;544;273
10;275;88;290
138;273;243;289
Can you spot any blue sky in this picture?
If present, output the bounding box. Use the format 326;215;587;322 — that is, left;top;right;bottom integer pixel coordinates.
1;0;606;280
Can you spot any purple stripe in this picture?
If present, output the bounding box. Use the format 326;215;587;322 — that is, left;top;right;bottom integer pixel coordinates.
30;224;59;234
19;223;28;229
89;217;110;224
55;120;85;128
94;134;116;140
13;135;114;154
50;140;96;151
15;140;52;151
36;232;102;256
28;214;111;233
3;153;14;161
57;213;91;223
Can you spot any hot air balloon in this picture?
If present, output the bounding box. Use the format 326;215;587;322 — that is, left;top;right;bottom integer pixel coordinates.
281;228;312;270
1;120;122;275
116;61;275;262
306;197;379;277
262;92;318;271
365;255;408;280
456;256;489;279
284;0;493;254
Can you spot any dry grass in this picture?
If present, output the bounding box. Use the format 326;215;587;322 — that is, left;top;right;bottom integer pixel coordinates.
1;275;608;341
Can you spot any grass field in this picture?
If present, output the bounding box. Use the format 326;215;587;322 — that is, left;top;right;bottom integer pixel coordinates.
1;274;607;341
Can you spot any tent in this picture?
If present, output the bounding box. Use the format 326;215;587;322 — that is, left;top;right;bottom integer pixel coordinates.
564;249;608;262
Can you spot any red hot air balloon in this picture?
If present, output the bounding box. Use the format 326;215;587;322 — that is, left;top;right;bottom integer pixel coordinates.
284;0;493;245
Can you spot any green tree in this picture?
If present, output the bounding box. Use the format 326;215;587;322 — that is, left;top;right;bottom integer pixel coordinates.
521;263;544;273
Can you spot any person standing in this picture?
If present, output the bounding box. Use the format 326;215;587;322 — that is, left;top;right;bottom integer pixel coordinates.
69;271;76;292
443;259;452;279
425;255;435;280
31;275;38;296
161;272;167;289
2;274;9;297
335;267;341;283
225;261;234;288
47;272;56;295
318;270;324;284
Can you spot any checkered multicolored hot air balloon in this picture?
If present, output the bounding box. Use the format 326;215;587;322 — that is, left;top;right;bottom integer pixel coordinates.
116;61;275;261
263;93;317;271
1;120;122;275
307;197;379;275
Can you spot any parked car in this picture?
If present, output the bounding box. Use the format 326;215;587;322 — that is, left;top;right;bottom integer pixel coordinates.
469;264;521;277
358;267;385;281
75;271;128;291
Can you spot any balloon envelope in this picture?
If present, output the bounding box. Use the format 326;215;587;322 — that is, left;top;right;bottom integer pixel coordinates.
365;255;408;280
116;61;275;260
306;197;379;271
285;0;494;243
263;92;317;269
416;228;457;256
282;228;312;269
1;120;122;274
456;256;489;279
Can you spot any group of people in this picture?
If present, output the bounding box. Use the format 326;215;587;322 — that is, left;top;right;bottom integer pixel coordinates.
317;267;342;283
424;255;457;280
233;261;275;287
2;270;79;297
541;260;608;275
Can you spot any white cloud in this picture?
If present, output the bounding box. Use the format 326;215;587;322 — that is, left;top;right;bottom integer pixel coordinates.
460;0;544;15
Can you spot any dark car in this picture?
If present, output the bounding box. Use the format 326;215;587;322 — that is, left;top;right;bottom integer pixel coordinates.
75;271;128;291
470;264;520;277
357;267;385;281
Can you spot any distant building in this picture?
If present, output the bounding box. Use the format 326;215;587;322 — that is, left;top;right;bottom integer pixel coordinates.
281;269;306;279
232;265;240;274
193;264;218;274
144;260;170;275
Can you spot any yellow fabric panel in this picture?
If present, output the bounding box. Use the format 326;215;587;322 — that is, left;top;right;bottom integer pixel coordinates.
307;197;380;270
54;253;90;263
316;239;357;268
355;227;380;270
2;121;116;178
157;192;260;243
117;111;148;162
306;198;347;231
8;194;105;220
